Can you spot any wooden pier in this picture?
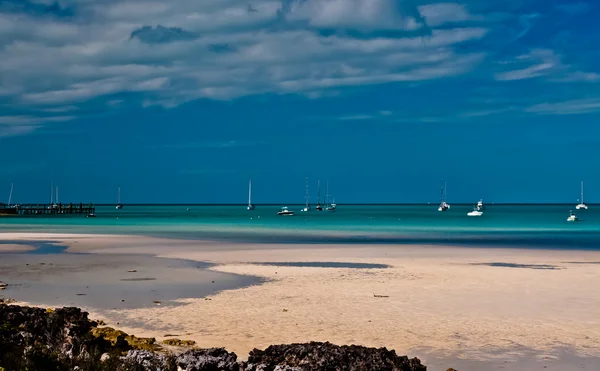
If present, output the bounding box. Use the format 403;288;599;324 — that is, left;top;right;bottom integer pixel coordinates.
0;203;95;216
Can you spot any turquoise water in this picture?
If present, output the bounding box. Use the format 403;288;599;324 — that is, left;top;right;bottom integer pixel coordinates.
1;205;600;249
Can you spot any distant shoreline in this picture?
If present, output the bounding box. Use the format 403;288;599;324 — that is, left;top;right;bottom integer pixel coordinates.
4;203;597;206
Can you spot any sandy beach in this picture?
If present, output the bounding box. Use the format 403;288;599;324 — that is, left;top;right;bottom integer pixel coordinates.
1;232;600;370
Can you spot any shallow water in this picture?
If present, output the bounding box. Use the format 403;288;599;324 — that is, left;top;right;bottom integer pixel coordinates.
1;205;599;249
0;253;262;310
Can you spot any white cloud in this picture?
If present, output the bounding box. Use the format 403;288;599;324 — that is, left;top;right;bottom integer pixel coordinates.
495;48;599;83
495;49;560;81
551;71;600;83
285;0;420;30
418;3;481;27
0;115;74;137
0;0;495;135
525;98;600;115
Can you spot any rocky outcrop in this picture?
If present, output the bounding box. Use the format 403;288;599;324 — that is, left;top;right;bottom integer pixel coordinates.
1;303;429;371
162;338;197;347
243;342;426;371
177;348;239;371
92;326;160;351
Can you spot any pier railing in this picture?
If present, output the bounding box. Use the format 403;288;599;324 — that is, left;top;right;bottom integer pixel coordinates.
0;203;95;216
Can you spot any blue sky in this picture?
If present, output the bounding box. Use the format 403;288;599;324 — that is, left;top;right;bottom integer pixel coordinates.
1;0;600;204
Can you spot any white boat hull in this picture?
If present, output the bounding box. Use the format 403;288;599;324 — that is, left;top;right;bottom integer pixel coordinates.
576;204;588;210
277;211;294;216
567;216;578;222
468;210;483;217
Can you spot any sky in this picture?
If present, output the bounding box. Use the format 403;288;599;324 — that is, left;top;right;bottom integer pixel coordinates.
1;0;600;204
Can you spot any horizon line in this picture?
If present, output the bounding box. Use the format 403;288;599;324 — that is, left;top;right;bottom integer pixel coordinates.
5;203;595;206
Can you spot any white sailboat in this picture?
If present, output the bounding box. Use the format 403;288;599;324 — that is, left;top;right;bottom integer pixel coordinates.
316;180;323;211
247;179;255;210
277;206;294;216
477;199;484;209
116;187;123;210
576;181;588;210
327;198;337;211
438;179;450;212
567;210;578;222
302;177;311;212
467;205;483;217
325;180;336;211
8;183;14;207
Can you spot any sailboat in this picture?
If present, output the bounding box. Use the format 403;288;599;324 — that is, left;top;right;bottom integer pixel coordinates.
277;206;294;216
567;210;578;222
327;198;337;211
316;180;323;211
477;199;484;210
576;181;588;210
325;180;336;211
302;177;311;212
0;183;18;215
8;183;14;207
438;179;450;212
49;181;56;209
247;179;255;210
467;203;483;217
116;187;123;210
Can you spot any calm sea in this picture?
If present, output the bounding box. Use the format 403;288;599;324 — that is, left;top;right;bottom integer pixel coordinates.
1;205;600;250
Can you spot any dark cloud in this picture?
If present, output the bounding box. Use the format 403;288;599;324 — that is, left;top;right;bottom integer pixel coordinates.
0;0;74;18
130;25;198;44
209;44;236;53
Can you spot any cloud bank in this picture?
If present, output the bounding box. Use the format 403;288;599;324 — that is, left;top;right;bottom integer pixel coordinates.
0;0;599;135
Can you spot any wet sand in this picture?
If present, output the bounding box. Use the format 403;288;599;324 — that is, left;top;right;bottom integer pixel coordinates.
1;233;600;370
0;237;262;312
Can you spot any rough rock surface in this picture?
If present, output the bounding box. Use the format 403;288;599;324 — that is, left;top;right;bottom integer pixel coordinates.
122;349;169;370
163;338;197;347
244;342;427;371
1;304;429;371
176;348;239;371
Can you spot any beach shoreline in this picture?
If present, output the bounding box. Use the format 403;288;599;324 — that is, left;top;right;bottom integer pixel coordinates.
1;232;600;370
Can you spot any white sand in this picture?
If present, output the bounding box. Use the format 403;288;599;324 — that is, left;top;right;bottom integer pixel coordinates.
3;233;600;366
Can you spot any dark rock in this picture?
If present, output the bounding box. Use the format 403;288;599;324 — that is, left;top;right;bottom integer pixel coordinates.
122;349;167;370
91;326;160;351
243;342;426;371
162;338;196;347
176;348;239;371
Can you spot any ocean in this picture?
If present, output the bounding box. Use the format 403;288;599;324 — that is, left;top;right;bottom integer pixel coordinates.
1;205;599;250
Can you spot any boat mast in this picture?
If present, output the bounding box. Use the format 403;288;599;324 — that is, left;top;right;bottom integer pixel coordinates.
118;186;121;204
56;187;59;204
581;181;584;204
248;180;252;206
305;177;309;208
8;183;13;205
50;181;53;205
445;180;447;203
326;180;329;206
317;180;321;206
440;179;444;204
